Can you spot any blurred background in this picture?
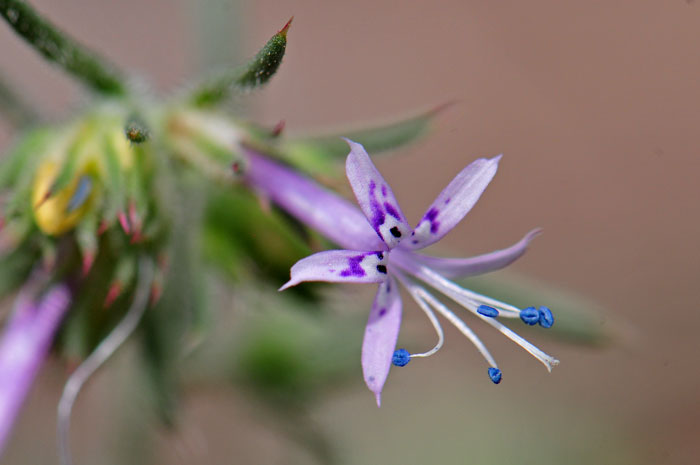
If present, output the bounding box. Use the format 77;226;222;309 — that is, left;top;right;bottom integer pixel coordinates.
1;0;699;464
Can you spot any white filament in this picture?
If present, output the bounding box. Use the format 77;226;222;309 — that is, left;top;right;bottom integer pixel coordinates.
394;270;498;368
393;255;559;371
57;257;154;465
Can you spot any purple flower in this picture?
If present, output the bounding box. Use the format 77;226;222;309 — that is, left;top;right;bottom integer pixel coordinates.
245;140;558;406
0;284;71;453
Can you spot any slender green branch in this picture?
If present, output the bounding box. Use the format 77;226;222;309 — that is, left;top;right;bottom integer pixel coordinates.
0;0;126;96
0;73;38;127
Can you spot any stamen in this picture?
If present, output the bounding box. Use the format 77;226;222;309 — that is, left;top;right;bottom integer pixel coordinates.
488;367;502;384
57;257;154;465
66;175;93;212
520;306;539;325
394;269;498;367
393;257;558;371
477;305;499;318
392;349;411;367
394;271;444;358
538;306;554;328
416;287;498;368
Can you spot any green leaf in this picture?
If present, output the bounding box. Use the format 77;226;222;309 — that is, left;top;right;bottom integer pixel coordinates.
279;103;450;174
190;18;292;106
462;272;612;347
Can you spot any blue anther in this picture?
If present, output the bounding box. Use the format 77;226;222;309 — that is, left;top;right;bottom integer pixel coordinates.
538;306;554;328
392;349;411;367
488;367;502;384
477;305;499;318
520;306;539;325
66;176;93;212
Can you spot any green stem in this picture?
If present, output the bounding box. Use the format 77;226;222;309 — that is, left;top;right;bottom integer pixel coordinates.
0;73;38;127
0;0;127;96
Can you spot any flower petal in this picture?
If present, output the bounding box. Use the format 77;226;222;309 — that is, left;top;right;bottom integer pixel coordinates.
362;276;402;407
404;155;501;250
244;149;384;251
0;285;70;454
404;228;542;278
279;249;389;290
344;139;411;248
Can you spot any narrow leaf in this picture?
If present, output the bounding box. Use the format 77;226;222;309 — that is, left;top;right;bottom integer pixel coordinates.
279;103;450;174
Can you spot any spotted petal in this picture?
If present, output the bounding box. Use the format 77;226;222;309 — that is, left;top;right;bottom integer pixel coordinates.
405;229;542;278
405;155;501;250
279;249;388;290
344;139;411;249
362;276;401;407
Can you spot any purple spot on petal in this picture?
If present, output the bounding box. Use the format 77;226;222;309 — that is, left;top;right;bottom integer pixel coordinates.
339;255;366;277
444;197;451;205
381;185;387;197
424;207;440;234
379;308;387;316
384;202;401;220
425;208;439;221
412;239;419;244
368;181;386;235
369;376;375;382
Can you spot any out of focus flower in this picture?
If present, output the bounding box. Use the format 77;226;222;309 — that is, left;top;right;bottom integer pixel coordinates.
247;140;559;405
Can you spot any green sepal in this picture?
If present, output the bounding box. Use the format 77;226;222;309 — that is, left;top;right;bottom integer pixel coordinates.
100;132;127;225
190;18;292;106
462;272;612;347
278;104;448;174
47;123;94;196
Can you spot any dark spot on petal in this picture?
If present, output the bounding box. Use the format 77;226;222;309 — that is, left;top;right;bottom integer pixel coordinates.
425;207;439;221
381;185;387;197
376;252;384;260
379;308;387;316
444;197;451;205
376;264;387;274
340;255;366;277
412;239;419;244
390;226;402;238
369;376;375;382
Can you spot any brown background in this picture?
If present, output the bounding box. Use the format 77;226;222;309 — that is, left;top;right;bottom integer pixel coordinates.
1;1;699;464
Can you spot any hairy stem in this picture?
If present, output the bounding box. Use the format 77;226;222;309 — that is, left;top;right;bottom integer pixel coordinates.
0;0;126;96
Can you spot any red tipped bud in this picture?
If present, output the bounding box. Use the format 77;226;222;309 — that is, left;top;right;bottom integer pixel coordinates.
104;281;122;308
